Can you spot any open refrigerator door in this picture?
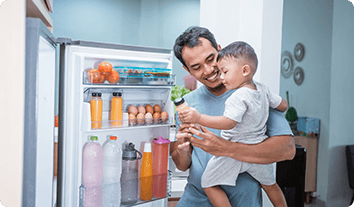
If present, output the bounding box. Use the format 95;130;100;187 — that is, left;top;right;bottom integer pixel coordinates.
57;40;175;207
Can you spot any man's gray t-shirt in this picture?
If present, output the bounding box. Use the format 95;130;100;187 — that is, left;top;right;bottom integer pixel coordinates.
175;85;292;207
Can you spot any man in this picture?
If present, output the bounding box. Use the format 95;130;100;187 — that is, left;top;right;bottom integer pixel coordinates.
171;26;295;206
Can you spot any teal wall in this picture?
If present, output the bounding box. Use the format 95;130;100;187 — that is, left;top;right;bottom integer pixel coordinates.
281;0;354;204
51;0;199;87
327;0;354;205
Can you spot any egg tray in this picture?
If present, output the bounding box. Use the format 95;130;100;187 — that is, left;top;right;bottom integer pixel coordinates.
126;117;172;127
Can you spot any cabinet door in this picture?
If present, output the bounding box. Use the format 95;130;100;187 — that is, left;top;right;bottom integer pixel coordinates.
26;0;53;29
294;136;319;192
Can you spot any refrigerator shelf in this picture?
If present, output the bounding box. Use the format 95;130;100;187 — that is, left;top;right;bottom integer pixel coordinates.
89;117;175;131
83;69;176;86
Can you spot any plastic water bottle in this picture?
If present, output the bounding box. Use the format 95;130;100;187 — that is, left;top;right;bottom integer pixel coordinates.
82;136;104;207
121;143;142;205
102;136;121;207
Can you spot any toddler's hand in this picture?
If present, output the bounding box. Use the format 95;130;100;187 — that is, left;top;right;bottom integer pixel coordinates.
178;107;201;123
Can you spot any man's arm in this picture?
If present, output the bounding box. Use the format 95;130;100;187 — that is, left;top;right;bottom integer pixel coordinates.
170;123;194;171
188;126;295;164
188;108;295;164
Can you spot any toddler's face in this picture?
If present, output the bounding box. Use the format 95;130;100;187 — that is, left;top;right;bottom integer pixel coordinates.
218;57;245;90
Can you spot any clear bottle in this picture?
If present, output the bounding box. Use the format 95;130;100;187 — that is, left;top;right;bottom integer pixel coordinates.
82;136;104;207
121;143;142;205
153;136;170;198
174;97;190;113
140;142;153;201
91;93;103;129
102;136;121;207
110;92;123;127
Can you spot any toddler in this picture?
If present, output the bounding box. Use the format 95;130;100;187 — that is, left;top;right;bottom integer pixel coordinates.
179;41;288;207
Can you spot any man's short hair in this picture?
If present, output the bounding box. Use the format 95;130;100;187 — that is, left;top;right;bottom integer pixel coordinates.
173;26;218;69
217;41;258;70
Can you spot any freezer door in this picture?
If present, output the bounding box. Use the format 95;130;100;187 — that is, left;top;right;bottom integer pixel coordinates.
23;18;57;207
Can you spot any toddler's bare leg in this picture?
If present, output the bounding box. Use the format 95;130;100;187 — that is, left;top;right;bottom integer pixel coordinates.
262;183;287;207
204;186;231;207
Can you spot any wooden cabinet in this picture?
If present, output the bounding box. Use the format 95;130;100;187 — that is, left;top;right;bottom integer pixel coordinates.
26;0;53;30
293;136;319;193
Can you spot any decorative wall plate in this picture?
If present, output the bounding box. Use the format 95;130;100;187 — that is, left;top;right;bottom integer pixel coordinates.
294;43;305;62
281;51;294;78
293;67;304;85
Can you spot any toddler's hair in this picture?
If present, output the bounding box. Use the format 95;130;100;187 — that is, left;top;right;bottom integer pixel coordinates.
217;41;258;70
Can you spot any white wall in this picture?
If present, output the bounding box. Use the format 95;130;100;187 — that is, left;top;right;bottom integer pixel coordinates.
200;0;283;95
0;0;25;206
200;1;284;206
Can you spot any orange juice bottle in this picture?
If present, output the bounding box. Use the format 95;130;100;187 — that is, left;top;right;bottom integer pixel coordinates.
110;92;123;127
174;97;190;113
140;142;153;201
91;92;103;129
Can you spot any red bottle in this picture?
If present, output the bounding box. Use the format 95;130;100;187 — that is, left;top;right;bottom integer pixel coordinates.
152;136;170;198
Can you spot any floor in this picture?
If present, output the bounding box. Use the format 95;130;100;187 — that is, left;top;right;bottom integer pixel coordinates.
168;198;326;207
304;198;326;207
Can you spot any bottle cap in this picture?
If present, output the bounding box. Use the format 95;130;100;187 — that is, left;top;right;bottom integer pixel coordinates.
174;97;185;107
143;142;152;153
113;92;123;97
92;92;98;97
97;93;102;97
90;136;98;141
123;143;141;160
110;136;117;140
153;136;170;144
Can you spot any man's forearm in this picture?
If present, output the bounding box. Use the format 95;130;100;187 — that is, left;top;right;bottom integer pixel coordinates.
171;141;192;171
225;135;295;164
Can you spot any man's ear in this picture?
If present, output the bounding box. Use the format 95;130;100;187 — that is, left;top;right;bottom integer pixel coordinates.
217;44;221;52
242;64;252;77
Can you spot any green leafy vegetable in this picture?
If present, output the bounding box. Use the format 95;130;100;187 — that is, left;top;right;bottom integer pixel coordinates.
171;86;191;102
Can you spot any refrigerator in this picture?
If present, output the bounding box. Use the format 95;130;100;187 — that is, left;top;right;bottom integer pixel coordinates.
24;17;175;207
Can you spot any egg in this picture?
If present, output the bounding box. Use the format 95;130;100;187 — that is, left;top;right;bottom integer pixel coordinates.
128;105;138;115
145;104;154;114
153;104;161;113
145;112;153;125
161;111;168;123
153;112;161;123
129;113;136;126
138;105;146;114
136;113;145;125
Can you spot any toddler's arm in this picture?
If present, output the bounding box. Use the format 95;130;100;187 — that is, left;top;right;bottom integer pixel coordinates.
276;99;288;112
178;108;237;130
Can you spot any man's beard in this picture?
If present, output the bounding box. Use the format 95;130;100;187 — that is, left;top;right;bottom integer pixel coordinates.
208;82;226;93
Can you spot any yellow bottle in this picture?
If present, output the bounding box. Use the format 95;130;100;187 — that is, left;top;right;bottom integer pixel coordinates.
140;142;153;201
91;92;103;129
110;92;123;127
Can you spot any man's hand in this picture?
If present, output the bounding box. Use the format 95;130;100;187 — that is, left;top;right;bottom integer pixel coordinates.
170;123;199;171
188;125;229;157
189;125;295;164
178;107;201;123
